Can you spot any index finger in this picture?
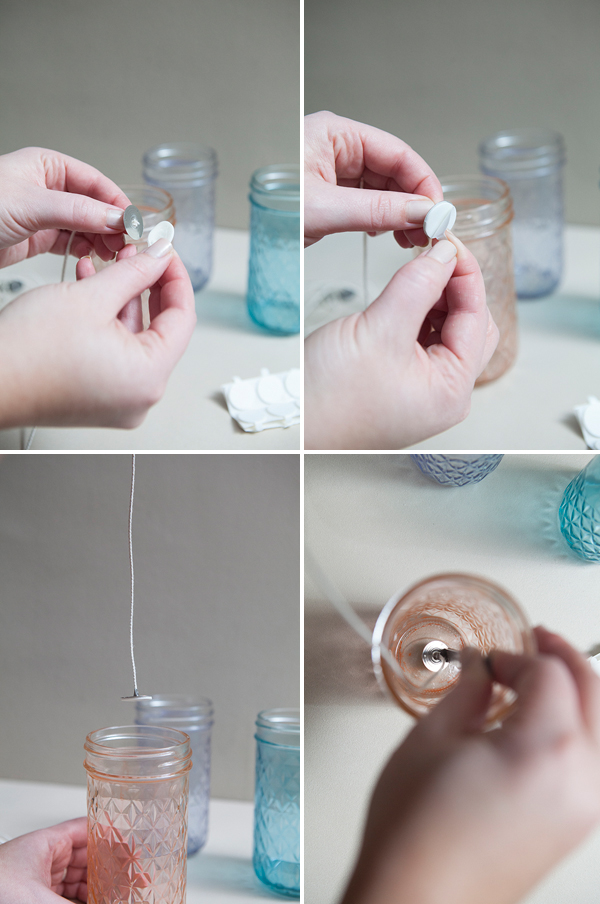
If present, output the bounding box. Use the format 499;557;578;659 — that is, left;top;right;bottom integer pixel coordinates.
143;253;196;365
43;150;130;210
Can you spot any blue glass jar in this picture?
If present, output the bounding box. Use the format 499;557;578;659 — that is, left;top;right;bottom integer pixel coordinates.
410;454;504;486
135;694;214;856
253;708;300;897
559;457;600;561
479;129;565;299
247;165;300;335
143;142;218;292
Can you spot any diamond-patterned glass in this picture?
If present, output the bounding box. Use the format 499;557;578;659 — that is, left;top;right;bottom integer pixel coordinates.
411;454;504;486
87;774;188;903
559;459;600;561
247;202;300;335
253;739;300;897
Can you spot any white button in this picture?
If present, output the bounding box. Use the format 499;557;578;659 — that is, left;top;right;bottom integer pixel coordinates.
147;221;175;246
424;201;457;241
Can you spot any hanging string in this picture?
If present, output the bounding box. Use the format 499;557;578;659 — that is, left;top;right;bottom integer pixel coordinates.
24;230;77;451
128;454;138;694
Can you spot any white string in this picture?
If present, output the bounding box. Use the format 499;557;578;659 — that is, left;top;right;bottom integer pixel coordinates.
305;545;404;680
128;453;139;696
362;230;369;310
24;230;77;451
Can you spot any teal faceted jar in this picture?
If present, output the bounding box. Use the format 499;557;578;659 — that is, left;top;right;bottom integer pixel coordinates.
247;165;300;335
559;457;600;560
253;708;300;897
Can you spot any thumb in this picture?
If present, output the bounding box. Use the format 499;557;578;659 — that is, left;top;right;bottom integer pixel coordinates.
73;240;174;317
29;187;127;235
310;182;435;237
362;240;458;353
426;648;493;737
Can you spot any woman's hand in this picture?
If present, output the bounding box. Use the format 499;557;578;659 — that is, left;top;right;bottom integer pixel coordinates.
0;147;133;269
0;817;87;902
342;627;600;904
0;239;196;430
305;233;498;449
304;111;443;248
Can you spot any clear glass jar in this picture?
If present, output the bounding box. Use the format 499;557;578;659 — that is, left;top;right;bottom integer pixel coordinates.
372;574;535;727
559;456;600;560
479;129;565;299
253;708;300;898
410;454;504;486
247;165;300;335
135;694;214;856
84;724;191;904
143;143;218;292
441;175;516;384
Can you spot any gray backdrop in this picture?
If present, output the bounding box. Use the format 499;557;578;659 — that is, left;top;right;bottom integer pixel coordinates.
0;0;299;229
305;0;600;226
0;454;300;800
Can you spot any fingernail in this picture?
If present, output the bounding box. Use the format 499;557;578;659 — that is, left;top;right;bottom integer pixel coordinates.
426;239;457;264
144;237;172;258
405;199;435;226
106;208;124;229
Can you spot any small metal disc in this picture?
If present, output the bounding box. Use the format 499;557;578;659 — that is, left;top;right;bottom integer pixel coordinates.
422;640;459;672
121;694;152;701
123;205;144;240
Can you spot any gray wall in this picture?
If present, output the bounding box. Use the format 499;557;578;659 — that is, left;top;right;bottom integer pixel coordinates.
0;0;299;229
0;454;300;800
305;0;600;226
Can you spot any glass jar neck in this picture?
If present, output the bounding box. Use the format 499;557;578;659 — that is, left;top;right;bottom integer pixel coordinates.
255;708;300;748
84;725;192;781
479;129;565;177
135;694;214;729
440;175;513;241
143;142;218;187
249;165;300;213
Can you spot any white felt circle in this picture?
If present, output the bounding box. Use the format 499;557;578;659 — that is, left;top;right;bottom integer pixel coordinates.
584;406;600;437
257;375;287;404
228;382;262;410
424;201;457;240
147;221;175;246
285;369;301;399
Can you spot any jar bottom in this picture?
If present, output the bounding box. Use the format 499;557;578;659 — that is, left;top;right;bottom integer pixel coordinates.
248;297;300;335
254;854;300;898
515;265;560;299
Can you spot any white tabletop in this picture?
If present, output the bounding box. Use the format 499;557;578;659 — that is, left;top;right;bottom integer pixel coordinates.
305;452;600;904
0;778;276;903
0;228;300;451
305;225;600;450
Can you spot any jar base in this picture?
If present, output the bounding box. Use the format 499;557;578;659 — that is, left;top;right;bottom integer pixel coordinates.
254;857;300;898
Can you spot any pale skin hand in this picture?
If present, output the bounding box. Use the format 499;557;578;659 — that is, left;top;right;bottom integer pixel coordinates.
0;241;196;429
304;111;443;248
305;232;498;449
342;627;600;904
0;147;134;268
0;817;88;903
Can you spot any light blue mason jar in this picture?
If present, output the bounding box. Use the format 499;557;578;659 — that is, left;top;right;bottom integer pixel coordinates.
253;708;300;897
559;456;600;561
135;694;214;856
247;165;300;335
143;142;218;292
410;454;504;487
479;129;565;299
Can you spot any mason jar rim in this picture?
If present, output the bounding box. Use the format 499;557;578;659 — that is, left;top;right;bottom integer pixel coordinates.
120;185;176;237
255;708;300;748
143;142;218;186
440;175;513;240
249;164;300;212
84;724;192;781
479;128;565;174
135;694;214;727
372;573;534;718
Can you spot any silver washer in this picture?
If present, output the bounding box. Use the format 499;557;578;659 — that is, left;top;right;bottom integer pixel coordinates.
123;205;144;240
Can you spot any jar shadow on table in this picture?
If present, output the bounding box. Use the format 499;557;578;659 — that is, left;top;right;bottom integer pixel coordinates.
186;853;261;895
516;292;600;341
196;289;272;336
305;608;384;705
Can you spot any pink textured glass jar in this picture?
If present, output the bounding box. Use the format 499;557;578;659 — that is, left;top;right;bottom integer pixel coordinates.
440;175;516;384
84;725;191;904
